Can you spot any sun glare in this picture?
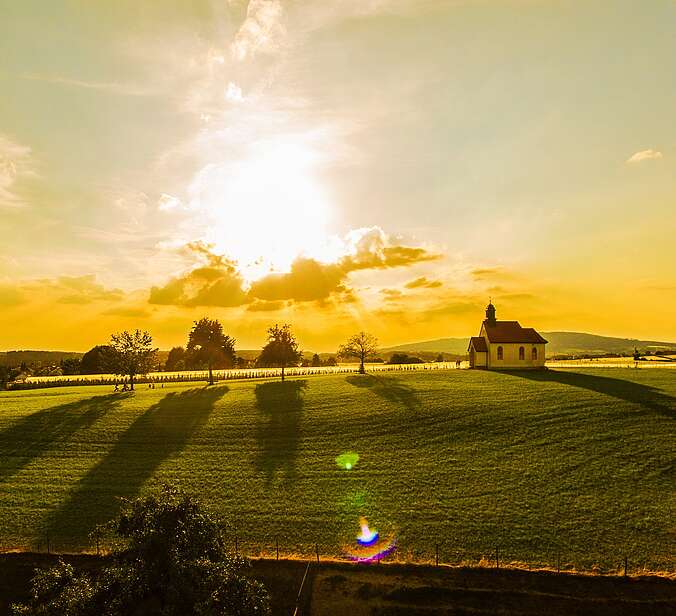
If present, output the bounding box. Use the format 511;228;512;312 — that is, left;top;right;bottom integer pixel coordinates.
190;139;332;281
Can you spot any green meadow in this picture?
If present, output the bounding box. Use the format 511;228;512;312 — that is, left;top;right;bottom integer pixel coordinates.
0;369;673;571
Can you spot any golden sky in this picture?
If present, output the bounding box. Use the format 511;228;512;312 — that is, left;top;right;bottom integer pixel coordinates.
1;0;675;351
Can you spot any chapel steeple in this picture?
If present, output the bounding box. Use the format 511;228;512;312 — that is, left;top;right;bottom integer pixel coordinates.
485;300;496;325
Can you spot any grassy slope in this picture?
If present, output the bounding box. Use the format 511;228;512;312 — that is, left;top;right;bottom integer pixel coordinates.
0;369;673;570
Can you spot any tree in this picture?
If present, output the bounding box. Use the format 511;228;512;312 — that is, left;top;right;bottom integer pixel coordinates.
186;318;236;386
337;331;379;374
311;353;321;367
108;330;157;391
12;485;270;616
388;352;423;365
80;345;114;375
60;357;82;375
164;346;186;372
435;353;444;363
256;324;302;381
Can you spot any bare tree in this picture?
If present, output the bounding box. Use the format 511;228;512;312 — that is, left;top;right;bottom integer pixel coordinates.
108;330;157;391
338;331;379;374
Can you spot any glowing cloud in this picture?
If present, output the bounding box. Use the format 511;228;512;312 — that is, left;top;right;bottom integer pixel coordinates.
626;149;663;163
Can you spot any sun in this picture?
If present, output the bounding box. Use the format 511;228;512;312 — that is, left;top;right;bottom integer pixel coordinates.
190;138;333;282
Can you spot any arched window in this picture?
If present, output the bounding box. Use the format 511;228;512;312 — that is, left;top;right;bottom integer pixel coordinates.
497;346;503;360
519;346;525;360
532;347;538;360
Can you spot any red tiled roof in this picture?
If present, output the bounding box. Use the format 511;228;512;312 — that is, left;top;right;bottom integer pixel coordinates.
468;336;488;352
482;320;548;344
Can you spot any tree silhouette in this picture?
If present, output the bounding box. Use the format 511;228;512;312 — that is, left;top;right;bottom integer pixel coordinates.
13;486;270;615
108;330;157;391
187;318;236;386
338;331;379;374
80;345;114;375
311;353;321;367
257;324;302;381
164;346;186;372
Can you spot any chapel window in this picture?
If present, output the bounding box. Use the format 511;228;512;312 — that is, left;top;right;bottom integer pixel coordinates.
497;346;503;360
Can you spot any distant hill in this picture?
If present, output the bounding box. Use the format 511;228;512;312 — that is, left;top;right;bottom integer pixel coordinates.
381;332;676;357
0;350;83;367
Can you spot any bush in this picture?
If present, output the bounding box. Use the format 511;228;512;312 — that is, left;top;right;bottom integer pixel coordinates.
13;485;270;616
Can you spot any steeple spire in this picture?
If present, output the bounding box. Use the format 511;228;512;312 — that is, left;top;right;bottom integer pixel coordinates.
485;300;496;325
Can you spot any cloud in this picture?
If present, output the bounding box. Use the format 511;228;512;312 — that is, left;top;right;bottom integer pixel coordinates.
380;288;403;301
249;258;344;302
230;0;285;61
626;149;663;163
246;299;286;312
225;82;244;103
405;276;442;289
157;193;183;211
149;243;249;307
0;134;34;208
340;227;441;272
248;228;440;303
39;275;124;304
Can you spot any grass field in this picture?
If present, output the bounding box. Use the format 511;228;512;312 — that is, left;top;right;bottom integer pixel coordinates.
0;368;674;572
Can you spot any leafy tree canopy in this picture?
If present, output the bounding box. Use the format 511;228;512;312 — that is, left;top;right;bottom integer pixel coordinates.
108;330;157;390
187;318;236;385
80;345;114;375
256;324;302;380
13;485;270;616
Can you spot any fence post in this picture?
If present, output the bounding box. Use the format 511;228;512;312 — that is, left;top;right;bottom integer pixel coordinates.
435;543;439;567
315;543;319;563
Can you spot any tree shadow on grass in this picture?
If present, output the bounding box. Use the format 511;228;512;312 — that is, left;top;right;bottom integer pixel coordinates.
44;386;227;546
345;374;418;412
501;369;675;419
254;380;307;484
0;393;129;485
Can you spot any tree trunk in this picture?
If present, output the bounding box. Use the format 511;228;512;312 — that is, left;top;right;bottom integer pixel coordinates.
129;373;134;391
281;365;285;382
208;362;214;386
359;350;365;374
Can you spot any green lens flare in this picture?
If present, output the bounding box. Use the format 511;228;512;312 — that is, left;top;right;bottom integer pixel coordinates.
336;451;359;470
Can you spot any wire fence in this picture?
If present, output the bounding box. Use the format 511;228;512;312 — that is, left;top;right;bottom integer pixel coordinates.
9;361;466;390
9;358;676;391
8;532;673;578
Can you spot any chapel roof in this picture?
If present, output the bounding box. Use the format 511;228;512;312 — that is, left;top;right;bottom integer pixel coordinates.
468;336;488;352
482;320;548;344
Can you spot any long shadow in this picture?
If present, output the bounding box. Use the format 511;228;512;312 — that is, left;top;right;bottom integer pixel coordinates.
254;380;307;484
501;369;675;419
0;393;128;484
45;386;226;545
345;374;418;412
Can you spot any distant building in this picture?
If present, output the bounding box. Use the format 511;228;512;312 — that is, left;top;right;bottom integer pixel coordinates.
468;302;547;369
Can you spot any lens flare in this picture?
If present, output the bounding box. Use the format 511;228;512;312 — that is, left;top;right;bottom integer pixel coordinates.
357;517;379;546
336;452;359;470
343;517;397;563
